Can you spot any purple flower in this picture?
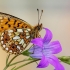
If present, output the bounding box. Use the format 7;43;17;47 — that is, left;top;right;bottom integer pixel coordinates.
29;28;64;70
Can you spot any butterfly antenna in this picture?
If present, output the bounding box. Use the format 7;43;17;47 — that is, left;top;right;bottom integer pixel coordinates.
39;10;43;24
37;9;39;26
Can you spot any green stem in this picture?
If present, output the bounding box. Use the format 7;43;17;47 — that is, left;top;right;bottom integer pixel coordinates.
8;54;21;66
3;54;10;70
9;59;29;66
6;54;10;65
11;66;16;70
14;59;39;70
3;66;8;70
3;54;21;70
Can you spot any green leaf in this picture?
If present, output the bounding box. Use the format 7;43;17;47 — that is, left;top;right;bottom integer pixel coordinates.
59;56;70;65
22;50;31;56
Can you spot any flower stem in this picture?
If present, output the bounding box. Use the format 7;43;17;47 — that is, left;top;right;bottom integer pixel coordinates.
3;66;8;70
14;59;39;70
8;54;19;66
9;59;29;66
3;54;21;70
6;54;10;65
3;54;10;70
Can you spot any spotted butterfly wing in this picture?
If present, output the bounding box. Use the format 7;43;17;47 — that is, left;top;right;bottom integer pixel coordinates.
0;12;42;54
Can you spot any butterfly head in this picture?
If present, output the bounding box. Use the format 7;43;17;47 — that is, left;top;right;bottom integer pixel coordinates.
31;23;42;39
34;23;42;32
37;9;43;32
31;9;43;38
38;23;42;31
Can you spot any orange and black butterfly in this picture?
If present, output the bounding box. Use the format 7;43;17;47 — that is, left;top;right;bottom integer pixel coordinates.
0;9;43;54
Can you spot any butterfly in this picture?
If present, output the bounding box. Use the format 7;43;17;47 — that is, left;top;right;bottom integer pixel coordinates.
0;9;43;54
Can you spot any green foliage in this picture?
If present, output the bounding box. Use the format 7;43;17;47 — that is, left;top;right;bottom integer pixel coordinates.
22;50;31;56
59;56;70;65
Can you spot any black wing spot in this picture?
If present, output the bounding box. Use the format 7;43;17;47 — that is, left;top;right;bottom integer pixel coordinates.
13;26;17;32
8;18;10;21
1;27;4;29
5;18;10;24
17;23;21;27
8;24;11;27
5;21;8;24
14;20;17;25
25;26;27;28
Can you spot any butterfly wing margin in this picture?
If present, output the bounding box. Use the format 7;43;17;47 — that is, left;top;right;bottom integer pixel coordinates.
0;12;33;32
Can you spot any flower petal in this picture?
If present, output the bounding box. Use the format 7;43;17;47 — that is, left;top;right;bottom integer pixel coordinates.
43;28;53;44
49;41;62;54
29;45;42;53
55;63;65;70
48;55;64;70
31;38;43;47
28;47;34;53
29;53;42;59
37;55;49;68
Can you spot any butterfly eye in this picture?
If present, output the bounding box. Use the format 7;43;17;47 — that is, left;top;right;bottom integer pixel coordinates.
38;26;40;30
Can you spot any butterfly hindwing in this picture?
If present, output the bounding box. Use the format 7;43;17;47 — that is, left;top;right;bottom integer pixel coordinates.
0;28;31;54
0;12;32;54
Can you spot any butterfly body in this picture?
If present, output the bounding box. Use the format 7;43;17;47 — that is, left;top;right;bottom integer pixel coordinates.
0;12;42;54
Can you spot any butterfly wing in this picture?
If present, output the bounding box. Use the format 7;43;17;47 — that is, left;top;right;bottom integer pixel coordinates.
0;12;33;32
0;12;33;54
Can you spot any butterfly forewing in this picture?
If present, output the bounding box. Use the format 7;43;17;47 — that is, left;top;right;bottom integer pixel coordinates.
0;12;34;54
